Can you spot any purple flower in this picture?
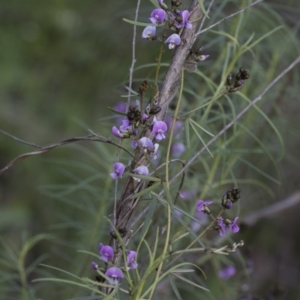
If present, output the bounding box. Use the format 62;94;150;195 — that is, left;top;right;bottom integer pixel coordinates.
179;189;198;200
217;217;226;236
127;250;138;270
175;10;192;29
112;126;124;138
114;102;126;113
131;140;138;149
91;262;98;270
99;243;114;262
110;162;126;179
142;112;148;121
120;119;132;132
152;120;167;141
171;142;185;157
196;200;212;214
138;137;153;151
150;9;166;24
142;26;156;39
229;217;240;233
105;267;124;285
165;34;181;49
218;266;236;279
132;166;149;182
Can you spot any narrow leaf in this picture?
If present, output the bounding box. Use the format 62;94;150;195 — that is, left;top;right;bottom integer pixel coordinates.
189;120;214;157
169;275;183;300
128;173;162;182
189;118;215;137
129;182;161;199
197;0;209;18
172;273;210;291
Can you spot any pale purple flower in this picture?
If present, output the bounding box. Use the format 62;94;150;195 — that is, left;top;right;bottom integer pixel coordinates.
114;102;126;113
165;34;181;49
105;267;124;285
152;120;167;141
165;115;183;138
179;189;198;200
175;10;192;29
110;162;126;179
150;9;166;24
142;26;156;39
218;266;236;279
131;140;138;149
138;137;153;151
120;119;132;132
127;251;138;270
196;200;212;214
171;142;185;157
217;217;226;236
132;166;149;182
114;102;127;122
142;112;148;121
191;221;201;232
229;217;240;233
112;126;124;138
91;262;98;270
99;243;114;262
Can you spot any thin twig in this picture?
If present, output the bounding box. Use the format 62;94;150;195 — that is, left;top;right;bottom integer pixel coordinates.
0;133;134;175
0;129;42;149
196;0;264;36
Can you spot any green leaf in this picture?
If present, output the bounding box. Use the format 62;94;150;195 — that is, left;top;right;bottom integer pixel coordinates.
171;273;210;292
238;157;280;185
210;30;240;47
189;118;215;137
107;106;127;116
188;119;214;157
138;198;157;241
185;119;190;148
163;182;174;209
197;0;209;19
123;18;153;27
169;275;183;300
128;173;162;182
129;182;161;199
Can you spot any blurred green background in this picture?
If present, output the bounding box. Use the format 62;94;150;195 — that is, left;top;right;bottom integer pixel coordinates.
0;0;300;299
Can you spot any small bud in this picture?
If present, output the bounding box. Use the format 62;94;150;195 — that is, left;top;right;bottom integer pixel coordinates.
226;74;232;86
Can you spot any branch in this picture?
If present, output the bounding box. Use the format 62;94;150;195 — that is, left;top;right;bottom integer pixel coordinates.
0;132;134;175
115;0;202;231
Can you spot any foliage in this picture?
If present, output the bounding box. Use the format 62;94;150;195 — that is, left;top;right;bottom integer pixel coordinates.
1;0;300;299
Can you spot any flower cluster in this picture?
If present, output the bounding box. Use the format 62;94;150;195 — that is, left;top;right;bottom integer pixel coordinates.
91;241;138;285
110;82;168;182
142;0;194;50
194;188;241;236
184;46;210;72
226;67;250;93
216;216;240;236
